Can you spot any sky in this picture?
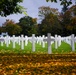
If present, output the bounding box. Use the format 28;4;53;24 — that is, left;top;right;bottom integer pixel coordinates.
0;0;75;26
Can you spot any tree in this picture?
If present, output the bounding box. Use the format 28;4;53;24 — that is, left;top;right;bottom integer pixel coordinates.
69;5;76;16
38;6;59;20
0;27;3;34
61;4;68;13
60;5;76;36
70;16;76;35
0;27;6;34
46;0;74;14
61;1;76;14
46;0;72;6
39;12;62;36
2;19;15;27
38;6;62;35
18;16;38;36
0;0;24;16
2;19;22;36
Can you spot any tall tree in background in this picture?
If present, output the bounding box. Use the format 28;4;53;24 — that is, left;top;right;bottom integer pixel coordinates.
0;0;24;16
18;16;38;36
70;5;76;16
61;5;76;36
46;0;73;14
0;27;4;34
67;5;76;35
39;14;62;35
61;4;68;13
2;19;22;36
38;6;62;35
38;6;60;23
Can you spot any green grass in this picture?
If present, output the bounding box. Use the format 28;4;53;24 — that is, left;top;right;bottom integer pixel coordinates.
0;42;47;54
52;42;72;54
0;42;76;54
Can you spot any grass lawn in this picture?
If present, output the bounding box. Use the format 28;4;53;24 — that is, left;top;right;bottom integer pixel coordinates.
0;41;76;54
0;42;76;75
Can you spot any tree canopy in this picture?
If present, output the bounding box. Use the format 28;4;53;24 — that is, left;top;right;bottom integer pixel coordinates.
38;6;62;36
38;5;76;36
38;6;59;20
46;0;72;6
0;0;73;17
61;5;76;36
0;0;24;16
18;16;38;36
2;19;22;35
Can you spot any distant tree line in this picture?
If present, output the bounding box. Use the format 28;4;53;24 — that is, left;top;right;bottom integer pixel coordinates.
38;5;76;36
0;5;76;36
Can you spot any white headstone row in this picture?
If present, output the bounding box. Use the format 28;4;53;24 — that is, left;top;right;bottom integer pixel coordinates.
0;33;76;54
61;34;76;51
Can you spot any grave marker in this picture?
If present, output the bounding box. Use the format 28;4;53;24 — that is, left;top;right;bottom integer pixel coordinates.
36;36;41;44
18;36;21;45
12;35;16;48
5;35;9;47
71;34;75;51
24;36;28;46
43;33;54;54
31;34;36;52
21;35;24;50
0;36;4;46
42;35;45;48
55;35;58;49
58;35;62;47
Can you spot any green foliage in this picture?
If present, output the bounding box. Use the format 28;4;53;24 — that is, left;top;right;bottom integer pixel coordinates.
5;23;22;36
18;16;38;36
46;0;72;13
70;5;76;16
61;10;72;36
46;0;57;2
61;5;76;36
38;6;59;20
61;4;68;13
38;6;62;36
39;12;62;36
0;0;24;16
2;20;22;36
38;4;76;36
0;27;4;34
46;0;72;6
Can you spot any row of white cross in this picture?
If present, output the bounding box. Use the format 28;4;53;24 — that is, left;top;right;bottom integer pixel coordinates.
0;33;76;54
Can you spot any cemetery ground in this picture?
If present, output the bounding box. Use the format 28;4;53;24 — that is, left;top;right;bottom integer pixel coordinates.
0;42;76;75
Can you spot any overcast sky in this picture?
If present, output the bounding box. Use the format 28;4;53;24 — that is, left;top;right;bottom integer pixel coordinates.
0;0;75;26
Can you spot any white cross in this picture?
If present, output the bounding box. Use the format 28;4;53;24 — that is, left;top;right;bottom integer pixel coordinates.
42;35;45;48
0;36;4;46
31;34;36;52
24;36;28;46
18;36;21;45
12;35;16;48
43;33;55;54
5;35;9;47
57;35;62;47
55;35;58;49
21;35;24;50
71;34;75;51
